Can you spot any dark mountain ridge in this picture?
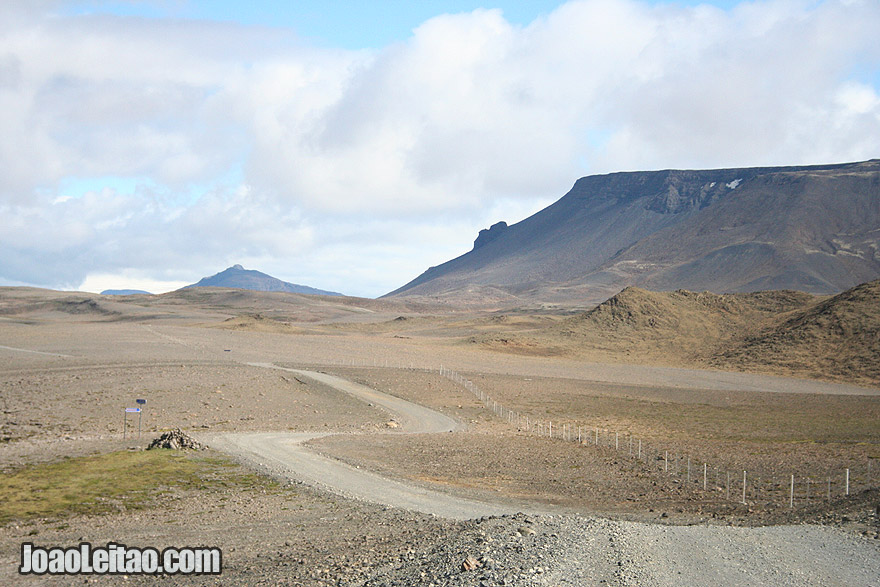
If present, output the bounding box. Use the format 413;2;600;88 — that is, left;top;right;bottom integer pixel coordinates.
386;159;880;303
184;265;343;296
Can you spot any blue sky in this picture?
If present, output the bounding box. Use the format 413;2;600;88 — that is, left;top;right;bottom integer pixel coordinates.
64;0;743;48
2;0;878;296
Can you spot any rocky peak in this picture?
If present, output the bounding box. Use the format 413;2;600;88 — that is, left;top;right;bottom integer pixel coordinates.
474;221;508;250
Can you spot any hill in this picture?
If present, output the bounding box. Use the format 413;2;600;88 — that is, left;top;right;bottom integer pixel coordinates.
184;265;343;296
387;160;880;304
473;279;880;386
712;279;880;384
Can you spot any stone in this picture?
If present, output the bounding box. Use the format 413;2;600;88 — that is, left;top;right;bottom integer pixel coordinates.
462;556;482;572
147;428;203;450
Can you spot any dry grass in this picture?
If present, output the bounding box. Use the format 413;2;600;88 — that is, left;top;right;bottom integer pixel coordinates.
472;280;880;386
0;450;275;525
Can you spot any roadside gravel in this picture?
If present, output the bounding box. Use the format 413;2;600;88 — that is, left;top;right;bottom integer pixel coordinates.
201;367;880;586
536;516;880;587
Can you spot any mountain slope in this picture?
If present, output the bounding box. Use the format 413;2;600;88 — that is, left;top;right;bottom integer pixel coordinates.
387;160;880;303
712;279;880;384
473;279;879;386
184;265;343;296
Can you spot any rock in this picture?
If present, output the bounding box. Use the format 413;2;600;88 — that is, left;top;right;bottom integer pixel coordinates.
147;428;203;450
462;556;482;571
518;526;536;536
473;221;508;250
386;421;400;429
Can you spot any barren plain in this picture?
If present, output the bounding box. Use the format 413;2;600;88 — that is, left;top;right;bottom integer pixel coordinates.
1;286;878;585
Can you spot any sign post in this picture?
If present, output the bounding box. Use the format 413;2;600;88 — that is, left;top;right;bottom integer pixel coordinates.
136;399;146;439
124;407;141;440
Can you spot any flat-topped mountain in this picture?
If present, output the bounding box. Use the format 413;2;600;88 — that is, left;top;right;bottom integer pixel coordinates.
387;160;880;304
184;265;343;296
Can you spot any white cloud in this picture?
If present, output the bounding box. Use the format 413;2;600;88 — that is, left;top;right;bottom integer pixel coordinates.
0;0;878;296
78;273;188;295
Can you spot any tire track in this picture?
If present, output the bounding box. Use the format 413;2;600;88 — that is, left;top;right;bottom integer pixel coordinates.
202;365;539;520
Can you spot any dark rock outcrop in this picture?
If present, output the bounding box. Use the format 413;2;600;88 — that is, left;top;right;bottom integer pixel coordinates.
474;221;508;250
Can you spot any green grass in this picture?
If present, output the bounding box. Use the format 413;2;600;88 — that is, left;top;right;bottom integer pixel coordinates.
0;450;277;525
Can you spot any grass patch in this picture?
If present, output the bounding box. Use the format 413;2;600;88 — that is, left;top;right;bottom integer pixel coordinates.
0;450;276;526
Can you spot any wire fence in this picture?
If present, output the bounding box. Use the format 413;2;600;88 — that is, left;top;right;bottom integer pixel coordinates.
434;365;876;509
321;357;876;510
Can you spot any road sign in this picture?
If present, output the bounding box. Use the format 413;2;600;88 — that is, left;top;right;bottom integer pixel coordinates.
123;407;143;440
136;399;146;405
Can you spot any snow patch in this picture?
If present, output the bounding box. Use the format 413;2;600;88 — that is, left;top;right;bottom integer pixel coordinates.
726;178;742;189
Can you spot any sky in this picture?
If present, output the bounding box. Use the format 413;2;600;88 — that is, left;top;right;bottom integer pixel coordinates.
1;0;878;298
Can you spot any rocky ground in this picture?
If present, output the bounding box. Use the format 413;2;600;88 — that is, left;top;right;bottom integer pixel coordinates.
1;288;878;585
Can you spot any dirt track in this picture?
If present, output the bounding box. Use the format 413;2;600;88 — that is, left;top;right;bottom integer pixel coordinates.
1;292;878;585
200;367;880;586
202;367;533;520
536;516;880;586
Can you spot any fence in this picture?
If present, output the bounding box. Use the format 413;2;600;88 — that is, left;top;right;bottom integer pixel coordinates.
434;365;876;509
312;357;876;510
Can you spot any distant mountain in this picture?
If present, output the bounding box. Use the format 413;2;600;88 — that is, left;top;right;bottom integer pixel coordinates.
100;289;152;296
386;160;880;304
183;265;343;296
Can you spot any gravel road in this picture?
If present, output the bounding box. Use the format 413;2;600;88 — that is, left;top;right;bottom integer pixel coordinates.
245;364;461;433
202;365;880;586
204;366;540;520
536;516;880;587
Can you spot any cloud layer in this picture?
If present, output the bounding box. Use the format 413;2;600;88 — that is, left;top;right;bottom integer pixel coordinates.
1;0;878;296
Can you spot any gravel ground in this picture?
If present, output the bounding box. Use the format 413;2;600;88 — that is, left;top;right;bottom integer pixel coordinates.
536;516;880;587
195;368;880;586
2;298;879;586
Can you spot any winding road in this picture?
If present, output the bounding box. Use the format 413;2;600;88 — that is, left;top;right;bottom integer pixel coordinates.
202;364;540;520
192;362;880;585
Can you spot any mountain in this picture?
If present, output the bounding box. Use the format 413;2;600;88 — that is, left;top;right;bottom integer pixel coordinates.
711;278;880;385
183;265;343;296
386;160;880;304
100;289;152;296
472;279;880;386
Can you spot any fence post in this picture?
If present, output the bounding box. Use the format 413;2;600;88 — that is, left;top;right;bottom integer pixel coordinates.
704;463;707;491
846;469;850;496
726;471;730;501
665;451;668;472
638;439;642;460
687;457;691;484
790;474;794;508
742;470;747;505
827;477;831;502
